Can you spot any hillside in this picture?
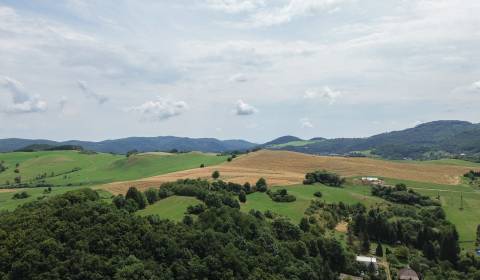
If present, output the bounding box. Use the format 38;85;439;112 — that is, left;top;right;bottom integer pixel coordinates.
100;150;477;194
0;136;257;154
270;120;480;159
0;150;228;188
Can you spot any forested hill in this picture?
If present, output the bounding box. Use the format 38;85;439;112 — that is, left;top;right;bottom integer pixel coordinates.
268;120;480;160
0;136;257;154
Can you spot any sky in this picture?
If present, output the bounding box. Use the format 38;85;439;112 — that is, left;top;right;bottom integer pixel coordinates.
0;0;479;143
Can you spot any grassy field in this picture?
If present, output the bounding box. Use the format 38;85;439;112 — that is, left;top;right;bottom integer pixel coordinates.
383;177;480;249
137;196;201;221
241;183;385;223
270;140;320;148
0;186;112;211
0;151;228;187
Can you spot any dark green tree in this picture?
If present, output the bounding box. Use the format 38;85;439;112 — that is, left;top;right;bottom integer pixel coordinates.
375;243;383;257
212;170;220;180
144;188;158;204
125;187;146;210
256;177;268;192
299;217;310;232
239;190;246;203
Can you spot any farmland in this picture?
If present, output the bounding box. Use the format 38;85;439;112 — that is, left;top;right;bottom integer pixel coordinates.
0;150;228;188
101;150;477;194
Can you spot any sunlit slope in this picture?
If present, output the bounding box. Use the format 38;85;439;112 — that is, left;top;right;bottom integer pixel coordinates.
0;151;228;187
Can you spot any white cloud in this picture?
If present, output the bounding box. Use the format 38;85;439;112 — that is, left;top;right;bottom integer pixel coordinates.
229;73;248;82
0;76;48;114
235;100;257;115
204;0;265;13
472;80;480;91
77;80;108;104
303;87;341;104
129;98;189;121
300;117;313;128
244;0;348;27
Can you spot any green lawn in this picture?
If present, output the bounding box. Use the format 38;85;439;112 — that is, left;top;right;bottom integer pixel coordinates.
270;140;321;148
137;196;201;221
241;183;385;223
0;151;228;187
0;186;112;211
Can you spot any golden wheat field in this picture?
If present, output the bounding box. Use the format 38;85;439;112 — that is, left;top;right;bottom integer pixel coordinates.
98;150;476;194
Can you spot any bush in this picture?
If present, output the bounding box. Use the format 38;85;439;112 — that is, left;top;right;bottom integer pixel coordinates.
239;190;246;203
267;189;296;202
303;170;345;187
144;188;159;204
186;203;206;214
256;178;268;192
212;170;220;180
126;187;147;210
12;191;30;199
314;191;322;198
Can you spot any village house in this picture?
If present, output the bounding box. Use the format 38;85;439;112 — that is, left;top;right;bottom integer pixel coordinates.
397;267;420;280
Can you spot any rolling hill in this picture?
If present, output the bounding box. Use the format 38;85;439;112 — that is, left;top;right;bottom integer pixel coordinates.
268;120;480;159
0;136;257;154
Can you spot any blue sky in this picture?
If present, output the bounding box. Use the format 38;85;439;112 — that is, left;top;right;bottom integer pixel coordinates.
0;0;479;143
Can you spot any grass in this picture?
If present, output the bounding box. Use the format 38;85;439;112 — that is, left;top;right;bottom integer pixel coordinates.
0;186;112;211
241;182;385;223
137;196;201;221
384;177;480;250
0;151;228;187
270;140;320;148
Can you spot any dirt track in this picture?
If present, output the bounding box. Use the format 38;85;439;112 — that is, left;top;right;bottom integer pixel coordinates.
98;150;475;194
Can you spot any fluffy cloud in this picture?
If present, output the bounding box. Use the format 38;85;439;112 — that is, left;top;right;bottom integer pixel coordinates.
0;76;48;114
129;98;189;121
235;100;257;115
303;87;341;104
300;117;313;128
77;80;108;104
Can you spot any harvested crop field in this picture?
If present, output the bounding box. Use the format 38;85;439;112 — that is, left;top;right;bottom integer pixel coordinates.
98;150;476;194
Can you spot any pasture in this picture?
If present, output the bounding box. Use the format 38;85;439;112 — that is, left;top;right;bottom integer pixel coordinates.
0;151;228;188
101;150;479;194
137;196;201;221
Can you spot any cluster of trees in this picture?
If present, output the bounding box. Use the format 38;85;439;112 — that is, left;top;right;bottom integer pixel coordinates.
464;170;480;182
0;188;366;279
113;177;269;213
266;189;296;202
11;191;30;199
350;204;460;264
371;183;440;206
303;170;346;187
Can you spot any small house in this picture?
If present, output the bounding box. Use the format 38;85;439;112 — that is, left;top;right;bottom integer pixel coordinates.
361;177;384;185
356;256;377;270
398;268;419;280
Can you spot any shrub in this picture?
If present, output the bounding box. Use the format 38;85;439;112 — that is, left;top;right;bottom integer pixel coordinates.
12;191;30;199
144;188;159;204
314;191;322;198
256;178;268;192
187;203;206;214
212;170;220;180
303;170;345;187
267;189;296;202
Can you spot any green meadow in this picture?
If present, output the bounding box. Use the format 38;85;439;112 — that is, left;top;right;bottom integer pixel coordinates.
137;196;201;221
0;150;228;187
0;186;112;211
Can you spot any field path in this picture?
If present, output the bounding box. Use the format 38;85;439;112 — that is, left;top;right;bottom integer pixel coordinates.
98;150;476;194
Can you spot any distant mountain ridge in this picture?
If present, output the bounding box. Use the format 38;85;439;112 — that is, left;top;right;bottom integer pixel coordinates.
1;120;479;159
0;136;257;154
270;120;480;160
